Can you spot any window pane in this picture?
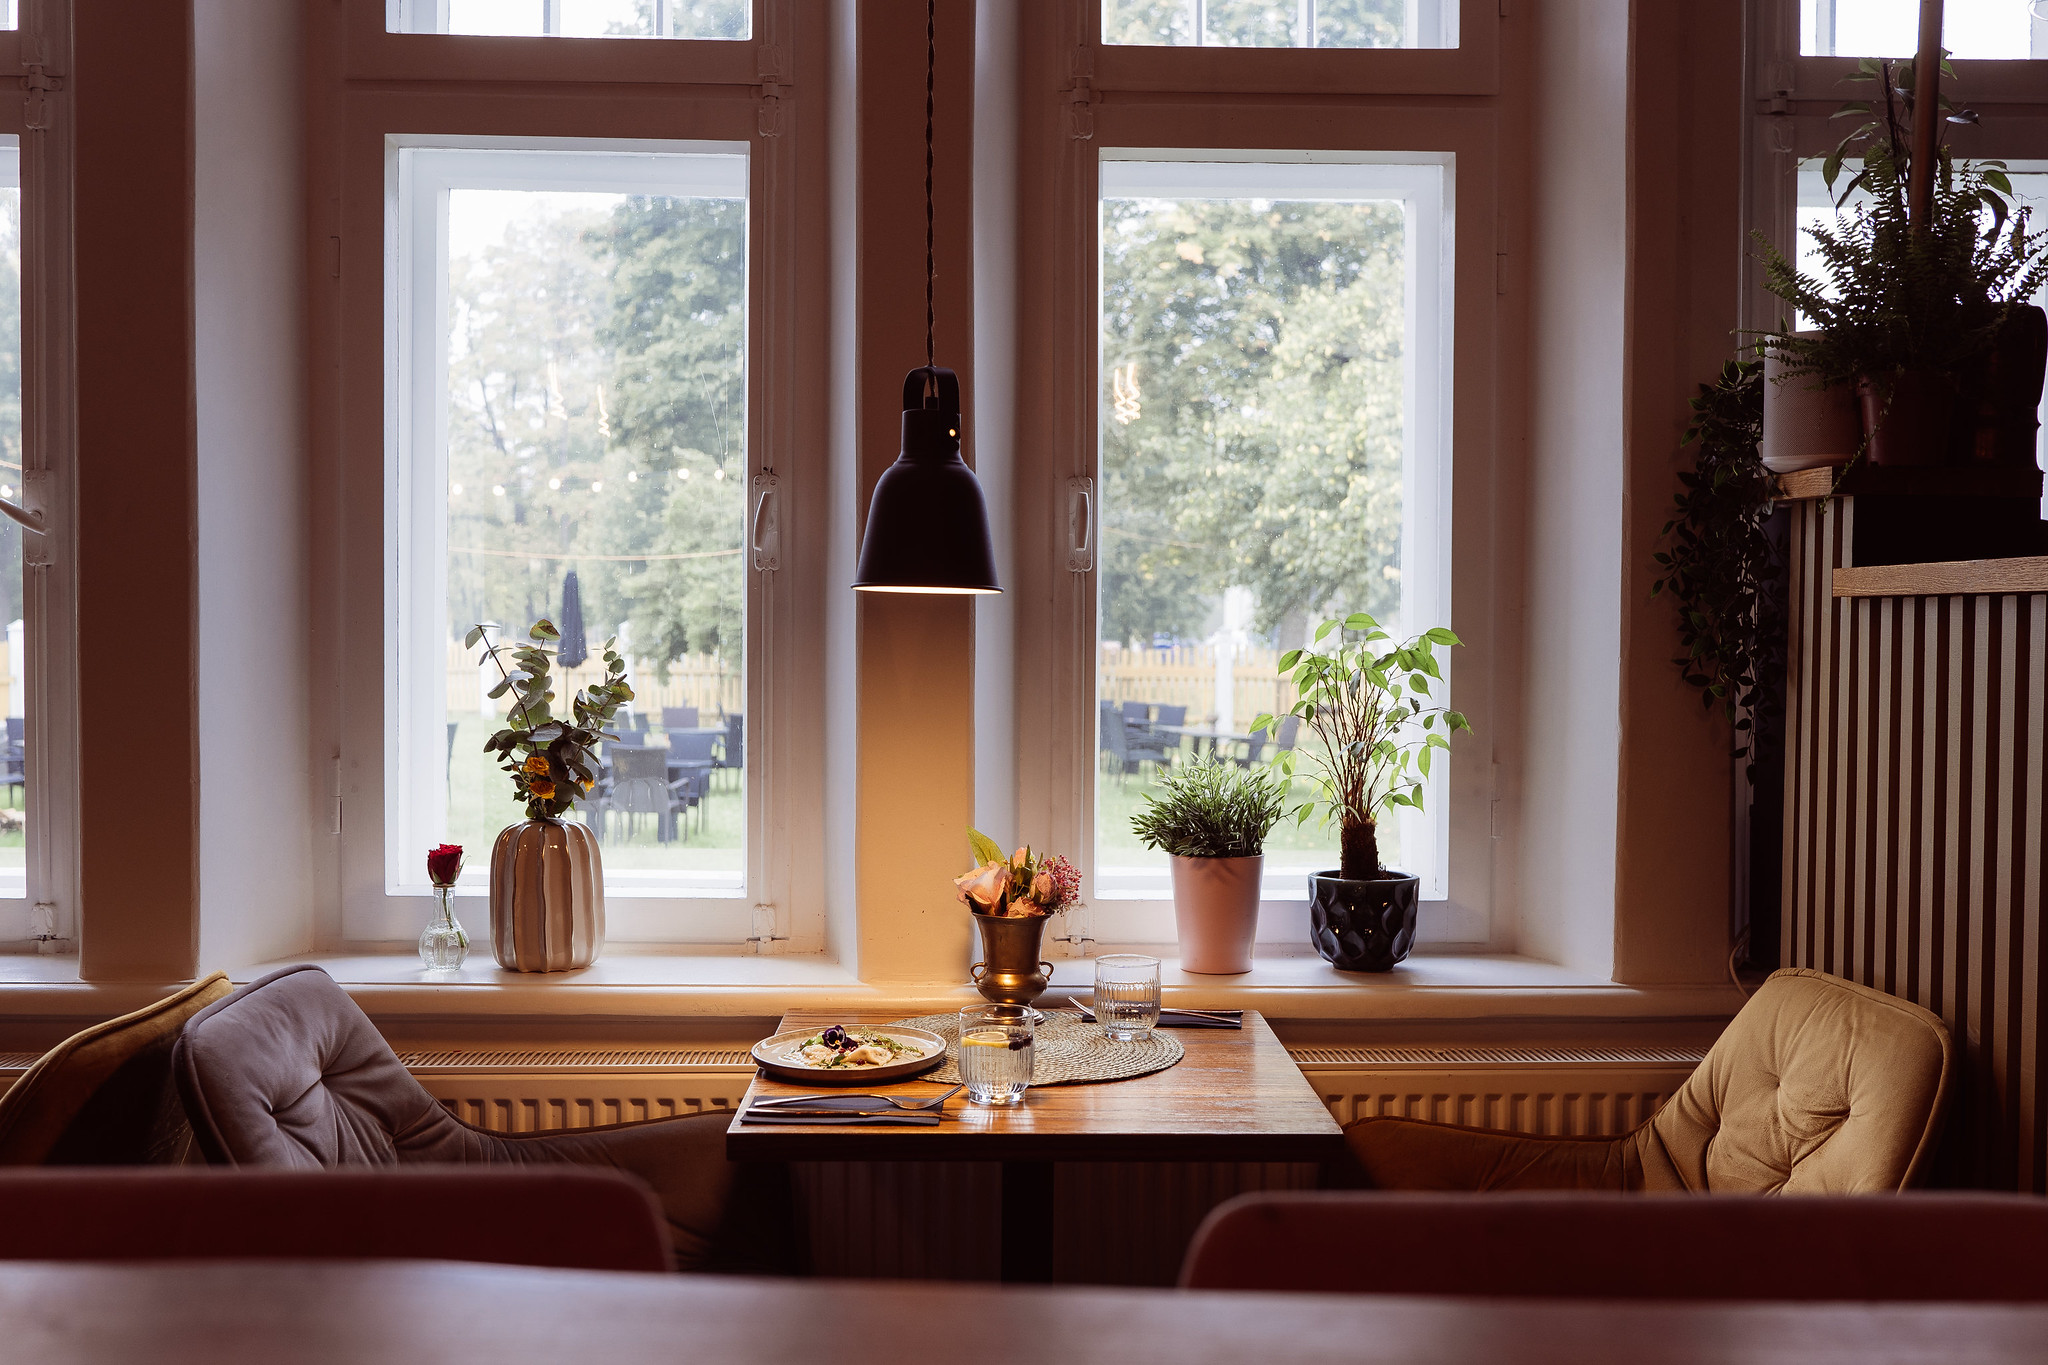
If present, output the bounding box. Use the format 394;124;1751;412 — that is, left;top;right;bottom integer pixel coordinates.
397;147;748;902
393;0;750;40
0;141;20;902
1801;0;2047;58
1095;159;1448;903
1103;0;1456;49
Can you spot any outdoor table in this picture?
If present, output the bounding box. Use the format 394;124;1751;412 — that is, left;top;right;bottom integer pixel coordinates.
7;1260;2048;1364
726;1008;1342;1283
1155;722;1259;758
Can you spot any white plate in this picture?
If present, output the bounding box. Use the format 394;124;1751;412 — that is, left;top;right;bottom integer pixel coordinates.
750;1025;948;1085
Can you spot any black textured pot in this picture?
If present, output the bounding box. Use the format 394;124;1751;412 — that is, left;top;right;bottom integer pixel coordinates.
1308;869;1419;972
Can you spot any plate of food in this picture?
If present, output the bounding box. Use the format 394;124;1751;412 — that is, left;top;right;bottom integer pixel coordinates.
750;1023;948;1085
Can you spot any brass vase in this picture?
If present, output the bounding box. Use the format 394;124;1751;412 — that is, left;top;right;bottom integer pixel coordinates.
970;911;1054;1008
489;818;605;972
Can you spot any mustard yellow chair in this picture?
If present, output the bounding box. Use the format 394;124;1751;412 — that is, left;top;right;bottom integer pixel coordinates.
0;972;233;1165
1345;968;1954;1193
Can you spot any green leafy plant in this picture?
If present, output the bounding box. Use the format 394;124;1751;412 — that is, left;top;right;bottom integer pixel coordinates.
1252;614;1470;883
468;618;634;821
1758;57;2048;400
1130;755;1289;860
1651;358;1782;772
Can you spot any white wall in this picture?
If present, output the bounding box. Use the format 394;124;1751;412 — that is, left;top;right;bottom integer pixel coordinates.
1514;0;1627;978
194;0;314;969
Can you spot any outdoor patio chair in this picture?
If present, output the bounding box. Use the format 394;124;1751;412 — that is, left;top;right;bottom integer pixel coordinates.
1100;701;1171;785
667;732;719;833
715;713;744;789
1121;700;1153;734
662;706;699;731
1156;704;1188;728
595;746;688;843
1240;713;1299;767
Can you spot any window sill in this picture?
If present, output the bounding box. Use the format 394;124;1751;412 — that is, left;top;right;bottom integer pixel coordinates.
0;949;1745;1023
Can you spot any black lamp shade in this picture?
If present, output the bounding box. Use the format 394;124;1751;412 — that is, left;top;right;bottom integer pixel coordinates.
853;366;1001;595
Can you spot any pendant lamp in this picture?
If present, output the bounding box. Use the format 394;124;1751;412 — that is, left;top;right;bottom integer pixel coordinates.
852;0;1000;596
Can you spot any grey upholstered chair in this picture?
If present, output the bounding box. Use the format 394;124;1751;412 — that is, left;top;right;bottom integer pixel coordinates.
172;965;793;1272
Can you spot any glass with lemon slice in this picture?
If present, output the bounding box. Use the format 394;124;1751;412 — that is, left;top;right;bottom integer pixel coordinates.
956;1003;1034;1105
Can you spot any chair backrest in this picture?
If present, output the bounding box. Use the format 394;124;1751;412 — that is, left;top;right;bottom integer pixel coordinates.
1121;700;1150;724
662;706;699;730
0;1166;671;1272
1638;967;1952;1193
1274;714;1300;749
1099;701;1131;760
5;717;21;743
1181;1191;2048;1301
0;972;234;1165
175;964;492;1168
667;732;717;763
1155;704;1187;728
607;747;671;815
720;713;744;766
625;712;649;732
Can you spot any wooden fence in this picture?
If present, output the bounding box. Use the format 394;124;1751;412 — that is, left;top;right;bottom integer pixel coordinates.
449;639;742;721
1097;642;1297;727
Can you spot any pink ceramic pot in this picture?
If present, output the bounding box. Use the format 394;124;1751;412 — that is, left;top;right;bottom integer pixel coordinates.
1169;854;1262;974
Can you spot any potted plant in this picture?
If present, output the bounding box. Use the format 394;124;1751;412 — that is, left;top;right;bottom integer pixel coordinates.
468;617;632;972
1252;614;1469;973
1758;58;2048;470
1131;755;1289;974
955;829;1083;1010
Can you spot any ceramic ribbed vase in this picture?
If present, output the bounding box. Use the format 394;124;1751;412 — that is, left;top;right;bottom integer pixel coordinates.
489;818;605;972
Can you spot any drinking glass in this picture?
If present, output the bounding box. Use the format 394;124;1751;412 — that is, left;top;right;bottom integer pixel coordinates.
957;1003;1034;1105
1094;954;1162;1040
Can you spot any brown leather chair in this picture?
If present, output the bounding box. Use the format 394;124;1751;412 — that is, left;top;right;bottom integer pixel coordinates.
1344;969;1953;1194
1181;1191;2048;1299
0;1166;672;1271
0;972;234;1165
173;965;794;1273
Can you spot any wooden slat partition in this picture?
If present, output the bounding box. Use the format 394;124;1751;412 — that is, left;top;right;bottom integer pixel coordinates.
1784;498;2048;1188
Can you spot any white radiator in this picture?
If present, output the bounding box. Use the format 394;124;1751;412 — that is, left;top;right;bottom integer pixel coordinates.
395;1041;1704;1286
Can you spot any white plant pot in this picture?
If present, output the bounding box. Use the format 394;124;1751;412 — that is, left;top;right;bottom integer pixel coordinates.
1169;854;1262;974
1762;338;1860;474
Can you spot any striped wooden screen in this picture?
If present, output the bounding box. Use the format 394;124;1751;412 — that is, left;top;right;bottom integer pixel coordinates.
1784;497;2048;1189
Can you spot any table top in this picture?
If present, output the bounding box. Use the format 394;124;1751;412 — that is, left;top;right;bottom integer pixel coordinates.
1157;723;1257;740
725;1008;1343;1162
9;1261;2048;1365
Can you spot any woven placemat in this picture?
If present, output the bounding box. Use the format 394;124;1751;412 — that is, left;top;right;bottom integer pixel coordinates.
890;1009;1183;1086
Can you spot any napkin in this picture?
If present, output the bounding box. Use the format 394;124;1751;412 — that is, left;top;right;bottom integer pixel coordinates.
740;1109;941;1127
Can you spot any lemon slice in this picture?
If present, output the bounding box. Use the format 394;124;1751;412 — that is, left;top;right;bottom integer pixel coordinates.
961;1029;1011;1048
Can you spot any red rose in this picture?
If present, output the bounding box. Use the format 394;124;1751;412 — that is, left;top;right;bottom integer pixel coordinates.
426;843;464;887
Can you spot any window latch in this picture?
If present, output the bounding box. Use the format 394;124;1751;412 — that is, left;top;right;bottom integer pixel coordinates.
1064;76;1095;141
21;62;60;132
748;905;788;954
1066;476;1093;573
751;474;781;572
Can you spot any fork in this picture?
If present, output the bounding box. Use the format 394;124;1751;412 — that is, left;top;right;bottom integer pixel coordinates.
754;1084;962;1111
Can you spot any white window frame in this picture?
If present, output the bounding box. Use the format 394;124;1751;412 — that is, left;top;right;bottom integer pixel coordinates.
1009;3;1504;960
385;0;751;41
0;1;79;952
326;0;824;956
385;138;755;941
1089;152;1455;933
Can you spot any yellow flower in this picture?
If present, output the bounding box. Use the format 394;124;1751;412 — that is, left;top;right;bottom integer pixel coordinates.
522;755;550;775
528;778;556;800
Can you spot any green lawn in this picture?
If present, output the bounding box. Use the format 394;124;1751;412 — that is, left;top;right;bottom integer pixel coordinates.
446;714;741;871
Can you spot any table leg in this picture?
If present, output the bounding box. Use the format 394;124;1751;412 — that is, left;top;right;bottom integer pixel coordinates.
1000;1160;1056;1283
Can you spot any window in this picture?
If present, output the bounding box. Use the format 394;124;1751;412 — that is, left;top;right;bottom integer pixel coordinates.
1102;0;1457;48
1800;0;2048;59
1093;155;1451;907
387;0;749;40
389;140;754;925
0;138;20;910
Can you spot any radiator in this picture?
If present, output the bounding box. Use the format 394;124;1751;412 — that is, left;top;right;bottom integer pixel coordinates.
393;1041;1703;1285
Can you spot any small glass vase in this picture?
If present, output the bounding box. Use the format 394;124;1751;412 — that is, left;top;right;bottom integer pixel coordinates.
419;884;470;970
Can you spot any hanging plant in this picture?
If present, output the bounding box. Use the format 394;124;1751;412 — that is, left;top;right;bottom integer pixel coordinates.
1651;357;1782;773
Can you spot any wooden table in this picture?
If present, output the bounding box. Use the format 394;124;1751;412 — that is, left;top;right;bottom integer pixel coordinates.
726;1009;1342;1282
10;1260;2048;1364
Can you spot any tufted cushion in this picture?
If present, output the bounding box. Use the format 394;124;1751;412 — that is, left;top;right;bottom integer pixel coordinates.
1345;969;1953;1195
0;973;234;1166
173;965;792;1271
1633;968;1952;1193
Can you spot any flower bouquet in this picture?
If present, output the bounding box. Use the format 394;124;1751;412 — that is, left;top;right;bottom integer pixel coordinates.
956;828;1081;1009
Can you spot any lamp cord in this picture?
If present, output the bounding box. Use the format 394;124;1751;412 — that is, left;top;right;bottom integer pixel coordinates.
925;0;936;375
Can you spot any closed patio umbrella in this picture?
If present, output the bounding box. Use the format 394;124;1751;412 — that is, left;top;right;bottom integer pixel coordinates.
557;570;589;669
